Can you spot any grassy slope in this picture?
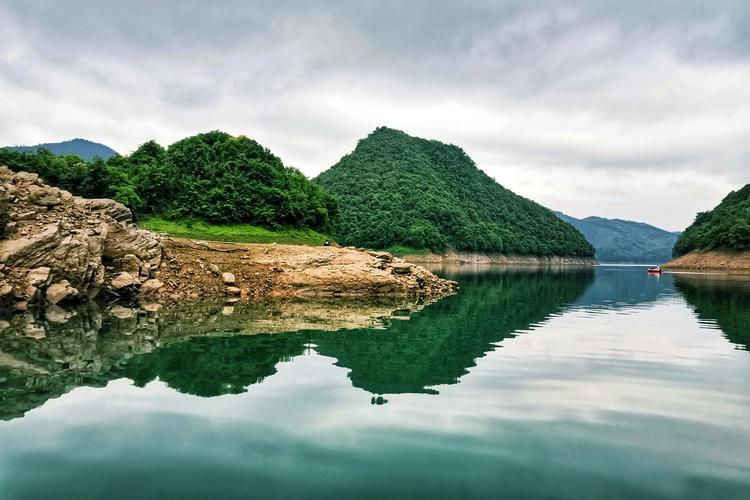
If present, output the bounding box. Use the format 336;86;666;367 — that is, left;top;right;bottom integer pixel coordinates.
381;245;431;257
139;217;332;246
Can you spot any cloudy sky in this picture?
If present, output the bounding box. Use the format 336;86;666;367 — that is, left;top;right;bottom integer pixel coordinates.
2;0;749;230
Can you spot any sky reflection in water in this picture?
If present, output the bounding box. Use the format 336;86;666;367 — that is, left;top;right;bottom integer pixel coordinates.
1;266;749;499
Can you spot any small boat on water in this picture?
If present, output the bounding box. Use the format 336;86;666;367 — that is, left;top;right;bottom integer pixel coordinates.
647;266;663;274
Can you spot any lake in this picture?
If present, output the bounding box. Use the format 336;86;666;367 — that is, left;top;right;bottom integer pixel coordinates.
1;265;749;499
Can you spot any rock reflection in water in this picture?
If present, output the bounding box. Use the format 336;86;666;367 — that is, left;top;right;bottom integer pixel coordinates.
0;297;431;420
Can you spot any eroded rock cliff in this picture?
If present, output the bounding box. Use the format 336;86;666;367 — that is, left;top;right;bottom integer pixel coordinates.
0;167;162;310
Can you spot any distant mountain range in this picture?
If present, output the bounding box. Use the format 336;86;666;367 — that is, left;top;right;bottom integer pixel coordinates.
4;138;118;161
555;212;679;263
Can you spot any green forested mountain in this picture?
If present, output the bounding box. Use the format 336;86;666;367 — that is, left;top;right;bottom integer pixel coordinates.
315;127;593;256
0;131;336;231
555;212;679;263
5;138;118;161
673;184;750;256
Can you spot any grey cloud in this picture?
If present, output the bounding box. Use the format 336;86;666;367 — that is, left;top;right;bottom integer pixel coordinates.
0;0;748;230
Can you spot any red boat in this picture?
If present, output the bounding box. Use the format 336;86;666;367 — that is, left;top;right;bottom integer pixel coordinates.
647;266;663;274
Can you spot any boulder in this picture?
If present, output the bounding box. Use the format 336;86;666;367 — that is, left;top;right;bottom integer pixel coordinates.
140;262;152;280
111;272;140;290
367;251;393;262
209;263;220;275
391;263;413;275
46;280;79;305
222;272;236;285
22;285;39;300
28;185;63;207
225;286;241;295
120;254;141;275
14;172;39;183
140;279;164;293
27;267;51;286
86;198;133;222
0;223;60;262
103;224;162;269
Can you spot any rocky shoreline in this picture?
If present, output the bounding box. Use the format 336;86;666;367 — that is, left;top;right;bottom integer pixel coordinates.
402;250;597;266
0;166;457;313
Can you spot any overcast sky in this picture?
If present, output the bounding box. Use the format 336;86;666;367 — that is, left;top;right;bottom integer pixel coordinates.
2;0;749;230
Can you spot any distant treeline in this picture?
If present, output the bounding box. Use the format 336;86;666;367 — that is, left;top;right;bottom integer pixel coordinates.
674;184;750;256
0;131;337;231
1;127;598;258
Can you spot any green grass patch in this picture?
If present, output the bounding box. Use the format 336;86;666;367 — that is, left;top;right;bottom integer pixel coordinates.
380;245;432;257
139;217;332;246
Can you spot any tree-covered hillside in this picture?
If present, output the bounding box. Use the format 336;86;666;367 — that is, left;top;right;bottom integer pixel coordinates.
673;184;750;256
0;131;336;232
5;138;118;161
315;127;593;257
556;212;679;263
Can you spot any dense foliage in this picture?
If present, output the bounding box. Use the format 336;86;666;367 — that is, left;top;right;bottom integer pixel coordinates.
673;184;750;256
315;127;594;256
5;138;118;161
556;212;679;263
0;131;337;231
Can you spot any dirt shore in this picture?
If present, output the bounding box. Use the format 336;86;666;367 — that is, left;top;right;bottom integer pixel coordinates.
402;250;596;266
152;238;458;303
663;250;750;272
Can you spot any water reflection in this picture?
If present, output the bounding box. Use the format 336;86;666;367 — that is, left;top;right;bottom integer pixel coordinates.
313;268;594;395
3;267;750;499
674;273;750;351
0;268;593;418
0;298;432;419
574;265;677;310
5;266;750;423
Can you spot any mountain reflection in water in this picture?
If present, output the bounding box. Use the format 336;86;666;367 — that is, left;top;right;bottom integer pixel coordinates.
674;273;750;351
1;267;593;418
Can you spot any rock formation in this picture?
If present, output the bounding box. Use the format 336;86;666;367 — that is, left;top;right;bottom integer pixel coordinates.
0;167;162;309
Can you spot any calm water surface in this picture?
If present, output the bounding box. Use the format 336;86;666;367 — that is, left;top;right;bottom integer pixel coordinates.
1;266;750;499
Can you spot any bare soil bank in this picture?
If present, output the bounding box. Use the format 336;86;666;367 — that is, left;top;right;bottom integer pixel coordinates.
153;238;457;303
664;250;750;272
402;251;596;266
